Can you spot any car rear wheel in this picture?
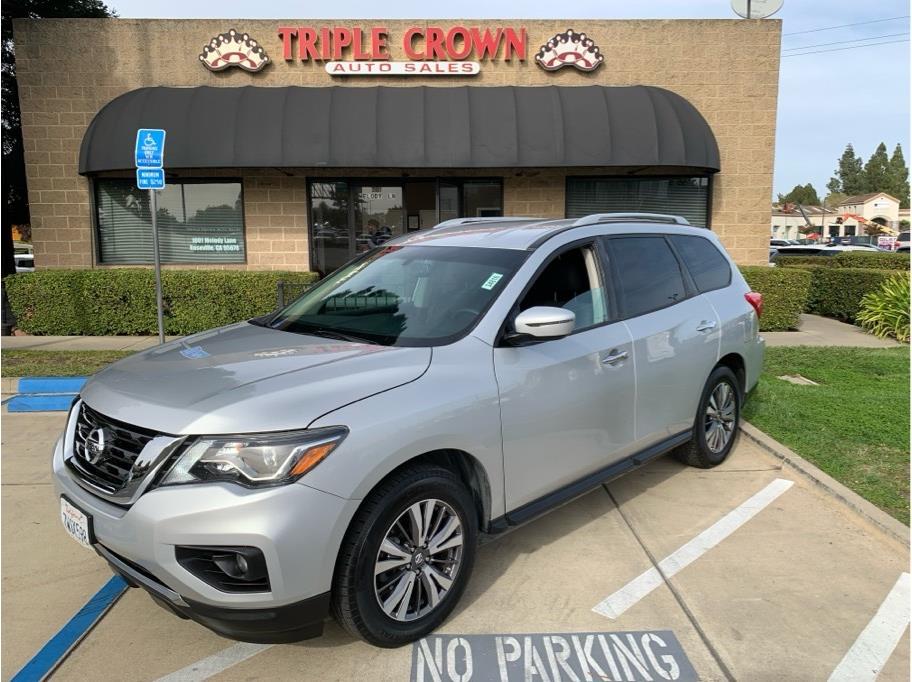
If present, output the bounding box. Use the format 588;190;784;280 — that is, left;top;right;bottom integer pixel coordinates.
674;365;740;468
331;464;477;647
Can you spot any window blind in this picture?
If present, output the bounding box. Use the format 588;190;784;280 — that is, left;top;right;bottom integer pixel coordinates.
566;177;710;228
95;180;245;264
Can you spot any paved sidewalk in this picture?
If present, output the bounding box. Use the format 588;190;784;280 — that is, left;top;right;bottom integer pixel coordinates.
765;313;903;348
1;335;179;351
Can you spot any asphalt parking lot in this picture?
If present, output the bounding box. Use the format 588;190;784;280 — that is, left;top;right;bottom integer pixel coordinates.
3;409;909;681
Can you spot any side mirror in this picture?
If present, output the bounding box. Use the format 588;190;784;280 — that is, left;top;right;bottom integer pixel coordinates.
510;306;576;341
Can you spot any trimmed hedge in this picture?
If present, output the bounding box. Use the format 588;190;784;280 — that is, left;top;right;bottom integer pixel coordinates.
777;251;910;271
5;269;320;336
739;266;811;332
798;266;910;322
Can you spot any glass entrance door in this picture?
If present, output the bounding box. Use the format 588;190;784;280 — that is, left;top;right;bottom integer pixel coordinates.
310;179;504;274
354;185;404;254
311;182;404;273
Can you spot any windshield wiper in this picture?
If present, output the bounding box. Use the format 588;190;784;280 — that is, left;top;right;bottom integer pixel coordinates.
300;327;377;344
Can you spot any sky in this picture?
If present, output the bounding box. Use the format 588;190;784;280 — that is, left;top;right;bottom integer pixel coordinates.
108;0;911;200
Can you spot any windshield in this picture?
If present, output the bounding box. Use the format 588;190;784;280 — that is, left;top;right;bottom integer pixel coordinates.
265;245;527;346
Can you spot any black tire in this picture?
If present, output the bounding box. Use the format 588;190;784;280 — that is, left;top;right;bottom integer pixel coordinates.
674;366;741;468
331;464;477;647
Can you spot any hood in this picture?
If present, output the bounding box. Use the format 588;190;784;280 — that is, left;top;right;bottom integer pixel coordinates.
80;322;431;434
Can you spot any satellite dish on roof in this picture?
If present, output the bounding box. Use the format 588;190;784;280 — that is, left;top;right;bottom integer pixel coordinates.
731;0;784;19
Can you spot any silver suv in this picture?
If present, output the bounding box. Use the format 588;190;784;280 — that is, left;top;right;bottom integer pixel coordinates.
53;213;764;646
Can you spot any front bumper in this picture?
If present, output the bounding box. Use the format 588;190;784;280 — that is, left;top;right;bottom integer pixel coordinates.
98;543;330;643
52;431;359;641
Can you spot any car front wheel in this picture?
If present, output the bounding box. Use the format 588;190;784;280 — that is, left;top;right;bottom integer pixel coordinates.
332;464;477;647
674;365;741;468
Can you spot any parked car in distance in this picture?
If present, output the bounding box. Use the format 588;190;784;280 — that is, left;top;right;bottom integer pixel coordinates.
53;213;764;647
14;253;35;273
770;239;792;247
896;231;910;250
773;244;886;259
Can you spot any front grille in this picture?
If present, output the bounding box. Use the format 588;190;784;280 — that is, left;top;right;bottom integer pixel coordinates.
68;403;158;493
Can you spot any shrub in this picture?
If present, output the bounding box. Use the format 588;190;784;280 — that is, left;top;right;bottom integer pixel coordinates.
3;269;320;336
777;251;910;271
800;266;908;322
739;266;811;332
3;269;86;335
856;275;910;343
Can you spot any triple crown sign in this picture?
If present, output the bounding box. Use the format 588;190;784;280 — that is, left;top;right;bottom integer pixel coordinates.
135;129;166;189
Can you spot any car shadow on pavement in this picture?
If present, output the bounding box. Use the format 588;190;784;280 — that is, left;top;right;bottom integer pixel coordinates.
289;451;698;651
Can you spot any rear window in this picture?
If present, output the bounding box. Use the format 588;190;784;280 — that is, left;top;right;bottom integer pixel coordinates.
670;235;731;293
606;236;687;318
899;232;910;241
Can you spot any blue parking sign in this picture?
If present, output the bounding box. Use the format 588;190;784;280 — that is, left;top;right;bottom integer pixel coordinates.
135;129;166;168
136;167;165;190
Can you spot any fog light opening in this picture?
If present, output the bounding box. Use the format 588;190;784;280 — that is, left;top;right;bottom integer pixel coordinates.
176;545;270;593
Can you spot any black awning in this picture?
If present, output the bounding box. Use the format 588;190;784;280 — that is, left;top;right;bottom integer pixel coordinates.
78;85;720;174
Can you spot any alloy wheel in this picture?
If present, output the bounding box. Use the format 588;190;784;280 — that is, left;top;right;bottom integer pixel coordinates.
704;381;736;453
373;498;464;622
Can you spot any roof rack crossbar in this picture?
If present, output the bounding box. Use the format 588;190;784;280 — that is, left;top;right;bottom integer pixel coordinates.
570;212;690;227
431;217;538;230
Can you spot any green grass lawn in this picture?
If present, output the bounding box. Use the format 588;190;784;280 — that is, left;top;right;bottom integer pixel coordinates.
1;350;133;378
743;346;910;525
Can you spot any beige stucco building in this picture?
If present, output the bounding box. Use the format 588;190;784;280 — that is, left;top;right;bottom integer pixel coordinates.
14;18;781;273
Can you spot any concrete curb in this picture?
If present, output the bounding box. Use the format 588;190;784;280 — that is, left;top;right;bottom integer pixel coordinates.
740;420;910;548
1;377;19;395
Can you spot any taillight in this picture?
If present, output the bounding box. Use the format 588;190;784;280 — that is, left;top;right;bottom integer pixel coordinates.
745;291;763;318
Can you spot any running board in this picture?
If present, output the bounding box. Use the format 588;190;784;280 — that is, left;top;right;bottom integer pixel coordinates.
490;429;693;531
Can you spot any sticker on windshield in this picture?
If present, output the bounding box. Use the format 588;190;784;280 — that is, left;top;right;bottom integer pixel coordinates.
481;273;504;290
180;346;210;359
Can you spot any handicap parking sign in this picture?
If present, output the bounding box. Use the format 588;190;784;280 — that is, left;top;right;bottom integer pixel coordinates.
135;129;166;168
136;167;165;190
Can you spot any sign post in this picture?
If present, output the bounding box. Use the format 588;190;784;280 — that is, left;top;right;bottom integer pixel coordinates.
134;129;166;344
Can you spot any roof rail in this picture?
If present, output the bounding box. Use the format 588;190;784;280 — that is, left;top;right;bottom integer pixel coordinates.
431;216;537;230
571;212;690;227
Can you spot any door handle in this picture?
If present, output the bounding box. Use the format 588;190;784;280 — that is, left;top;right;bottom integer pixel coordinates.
696;320;717;333
601;349;629;365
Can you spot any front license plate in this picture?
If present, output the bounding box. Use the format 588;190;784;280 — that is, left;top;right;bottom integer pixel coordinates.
60;496;94;549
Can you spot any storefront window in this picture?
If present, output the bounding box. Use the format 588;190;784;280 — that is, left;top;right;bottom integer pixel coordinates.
464;182;503;218
566;176;710;228
95;179;244;264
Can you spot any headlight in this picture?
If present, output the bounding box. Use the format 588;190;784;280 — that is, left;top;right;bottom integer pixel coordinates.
159;426;348;488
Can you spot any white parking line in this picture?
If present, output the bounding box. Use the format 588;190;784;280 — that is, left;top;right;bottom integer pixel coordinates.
828;572;911;682
154;642;273;682
593;477;794;620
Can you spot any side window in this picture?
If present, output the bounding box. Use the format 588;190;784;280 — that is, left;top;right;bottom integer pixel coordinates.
519;244;607;330
670;235;732;293
607;236;687;318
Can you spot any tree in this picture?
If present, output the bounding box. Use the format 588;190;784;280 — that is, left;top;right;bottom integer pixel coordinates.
1;0;113;279
863;142;891;196
827;144;865;196
887;143;910;208
825;191;847;208
777;183;820;206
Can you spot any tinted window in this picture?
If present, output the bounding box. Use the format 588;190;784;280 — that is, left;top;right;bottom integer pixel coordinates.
608;237;687;318
267;245;526;347
519;245;607;329
567;176;710;227
670;235;731;293
95;179;244;264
